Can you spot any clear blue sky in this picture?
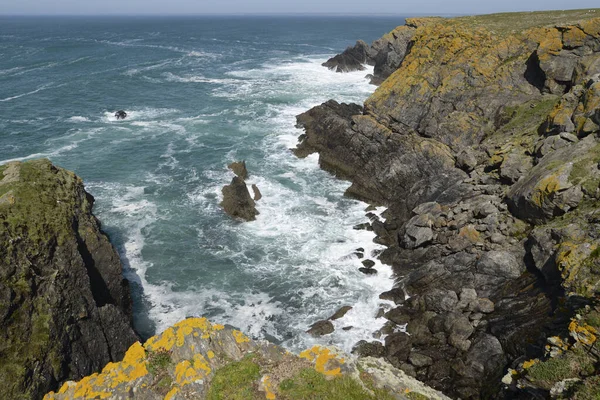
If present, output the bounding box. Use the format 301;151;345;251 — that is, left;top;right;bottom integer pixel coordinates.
1;0;599;15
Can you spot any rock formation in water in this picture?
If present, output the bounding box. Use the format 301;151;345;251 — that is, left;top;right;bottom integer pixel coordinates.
298;9;600;399
221;161;260;221
44;317;450;400
0;159;138;400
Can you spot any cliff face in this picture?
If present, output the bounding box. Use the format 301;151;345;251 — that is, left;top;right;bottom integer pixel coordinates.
0;159;138;399
296;9;600;399
44;317;450;400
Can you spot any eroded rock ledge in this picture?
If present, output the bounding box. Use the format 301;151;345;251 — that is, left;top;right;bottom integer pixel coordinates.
0;159;138;399
298;9;600;399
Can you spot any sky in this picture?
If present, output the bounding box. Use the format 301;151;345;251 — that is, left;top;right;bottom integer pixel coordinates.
1;0;599;16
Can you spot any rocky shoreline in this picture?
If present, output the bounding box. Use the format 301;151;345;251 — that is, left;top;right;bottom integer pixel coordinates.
294;10;600;399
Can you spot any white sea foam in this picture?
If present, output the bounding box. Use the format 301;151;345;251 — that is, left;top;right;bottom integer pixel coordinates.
68;116;91;123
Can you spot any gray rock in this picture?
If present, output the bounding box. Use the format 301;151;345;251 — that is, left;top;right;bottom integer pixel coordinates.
352;340;386;357
409;352;434;367
307;320;334;336
359;267;378;275
424;289;459;312
362;259;376;268
456;149;478;172
251;184;262;201
476;251;523;279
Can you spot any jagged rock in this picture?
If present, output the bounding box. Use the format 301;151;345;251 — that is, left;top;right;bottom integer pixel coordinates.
408;352;434;367
385;333;412;364
228;160;248;179
329;306;352;320
306;320;334;336
322;40;370;72
251;184;262;201
221;176;258;221
0;160;137;399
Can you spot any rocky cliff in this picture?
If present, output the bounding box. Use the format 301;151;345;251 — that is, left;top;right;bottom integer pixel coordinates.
0;159;138;399
44;317;450;400
296;9;600;399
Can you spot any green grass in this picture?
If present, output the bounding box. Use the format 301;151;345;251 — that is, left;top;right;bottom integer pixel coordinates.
279;368;398;400
571;375;600;399
527;348;596;390
207;354;261;400
147;350;172;376
451;9;600;36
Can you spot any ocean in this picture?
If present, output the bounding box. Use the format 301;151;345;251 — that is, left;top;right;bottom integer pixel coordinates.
0;15;404;353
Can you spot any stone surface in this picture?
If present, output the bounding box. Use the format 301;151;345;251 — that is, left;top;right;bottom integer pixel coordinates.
0;160;137;400
221;176;259;221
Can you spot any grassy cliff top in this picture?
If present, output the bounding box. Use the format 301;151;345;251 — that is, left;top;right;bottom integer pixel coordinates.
406;8;600;35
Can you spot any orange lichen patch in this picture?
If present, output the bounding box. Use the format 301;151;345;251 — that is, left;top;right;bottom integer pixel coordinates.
174;360;204;387
555;242;591;288
523;359;539;369
146;327;177;351
233;330;250;344
165;387;179;400
299;346;343;377
569;320;598;345
207;350;215;359
192;353;212;375
262;375;277;400
562;26;588;48
145;317;224;351
579;18;600;37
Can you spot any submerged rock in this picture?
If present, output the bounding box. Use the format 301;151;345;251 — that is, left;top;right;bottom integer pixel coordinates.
114;110;127;120
0;159;137;399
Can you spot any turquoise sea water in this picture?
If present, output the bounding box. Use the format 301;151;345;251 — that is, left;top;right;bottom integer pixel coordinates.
0;16;404;352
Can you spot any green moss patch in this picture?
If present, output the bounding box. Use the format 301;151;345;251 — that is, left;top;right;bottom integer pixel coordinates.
147;350;172;376
207;354;261;400
526;348;596;390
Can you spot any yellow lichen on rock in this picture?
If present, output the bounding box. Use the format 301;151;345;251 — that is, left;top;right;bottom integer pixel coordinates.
569;319;598;345
522;359;539;369
232;330;250;343
299;346;344;377
261;375;277;400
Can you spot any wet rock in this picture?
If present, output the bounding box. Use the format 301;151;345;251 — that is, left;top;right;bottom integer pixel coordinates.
307;320;334;337
251;184;262;201
379;288;406;304
221;176;259;221
359;267;378;275
228;160;248;179
322;40;370;72
362;259;376;268
353;222;372;231
352;340;386;357
329;306;353;320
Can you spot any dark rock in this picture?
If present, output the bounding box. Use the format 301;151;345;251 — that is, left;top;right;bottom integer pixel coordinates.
352;340;386;357
361;259;376;268
353;222;372;231
408;352;434;367
379;288;406;304
456;149;478;172
424;289;459;312
114;110;127;120
221;176;259;221
322;40;370;73
306;320;334;337
359;267;378;275
0;160;137;399
228;160;248;179
385;333;412;364
384;307;412;325
329;306;352;321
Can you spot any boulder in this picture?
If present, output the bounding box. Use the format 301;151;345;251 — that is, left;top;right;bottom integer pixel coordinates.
329;306;353;321
114;110;127;120
221;176;259;221
307;320;334;337
476;251;523;279
251;184;262;201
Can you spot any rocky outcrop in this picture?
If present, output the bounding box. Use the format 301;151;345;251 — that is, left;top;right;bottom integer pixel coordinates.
221;161;260;221
322;25;417;84
0;159;137;400
298;9;600;399
45;317;451;400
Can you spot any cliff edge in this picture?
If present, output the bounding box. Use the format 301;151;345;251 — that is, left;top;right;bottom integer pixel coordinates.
297;9;600;399
0;159;138;399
